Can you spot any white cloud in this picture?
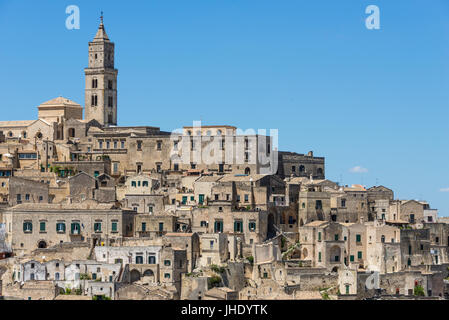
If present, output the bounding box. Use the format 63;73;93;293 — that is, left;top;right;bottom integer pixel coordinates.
349;166;368;173
439;187;449;192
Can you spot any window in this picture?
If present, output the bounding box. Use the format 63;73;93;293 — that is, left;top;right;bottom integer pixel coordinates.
356;234;361;242
164;260;171;266
334;234;339;241
236;195;240;202
108;80;113;89
108;96;113;108
234;220;243;233
350;255;354;262
23;221;32;233
318;232;322;241
244;194;249;202
408;245;412;254
148;206;153;214
182;196;187;205
249;221;256;231
111;222;117;232
200;221;208;227
99;141;103;149
39;221;46;232
357;251;362;259
214;221;223;233
56;222;66;233
381;235;385;243
156;164;161;172
214;194;219;201
25;194;30;201
164;273;170;279
157;141;162;150
137;141;142;150
436;237;439;243
55;272;60;280
148;256;156;264
315;200;322;210
94;222;102;232
292;166;296;172
318;252;322;262
136;256;143;264
174;163;179;171
121;141;125;149
141;222;146;232
92;79;97;88
106;141;110;149
91;95;98;106
341;199;346;207
159;222;164;232
71;222;81;235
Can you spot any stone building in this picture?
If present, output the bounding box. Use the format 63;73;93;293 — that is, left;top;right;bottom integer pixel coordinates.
276;151;325;179
3;200;136;255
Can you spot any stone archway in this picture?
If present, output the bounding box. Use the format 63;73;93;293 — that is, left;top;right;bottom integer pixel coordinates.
302;248;308;259
245;167;251;175
130;269;141;283
143;269;155;283
37;240;47;249
330;245;341;262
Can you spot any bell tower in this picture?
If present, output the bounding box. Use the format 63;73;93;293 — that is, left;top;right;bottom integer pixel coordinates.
84;14;118;126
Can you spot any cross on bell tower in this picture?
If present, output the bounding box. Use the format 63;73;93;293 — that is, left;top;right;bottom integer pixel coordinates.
84;12;118;127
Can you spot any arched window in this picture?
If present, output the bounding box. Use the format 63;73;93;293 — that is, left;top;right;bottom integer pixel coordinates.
299;165;305;172
22;131;27;138
245;167;251;175
217;130;222;136
381;235;385;243
7;131;13;137
317;168;323;176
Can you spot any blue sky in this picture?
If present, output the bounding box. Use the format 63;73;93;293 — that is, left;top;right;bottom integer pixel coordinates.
0;0;448;215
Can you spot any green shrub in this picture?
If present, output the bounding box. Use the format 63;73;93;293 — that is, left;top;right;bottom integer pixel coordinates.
65;288;72;295
80;273;91;280
208;275;222;289
210;264;225;273
414;285;425;296
321;291;330;300
246;256;254;265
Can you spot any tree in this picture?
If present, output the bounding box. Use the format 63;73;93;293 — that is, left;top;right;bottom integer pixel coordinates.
414;285;425;296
